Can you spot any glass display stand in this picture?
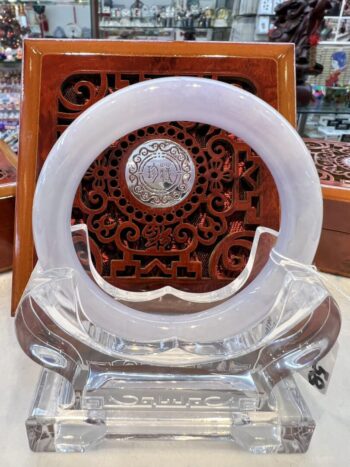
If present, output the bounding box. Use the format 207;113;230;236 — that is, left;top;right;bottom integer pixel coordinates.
16;225;341;453
27;369;315;453
14;75;341;454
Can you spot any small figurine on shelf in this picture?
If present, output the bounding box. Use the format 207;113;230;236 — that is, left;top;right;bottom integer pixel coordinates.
324;50;349;104
320;18;335;40
4;47;15;62
185;8;193;27
33;5;49;38
16;47;22;61
102;0;112;15
131;0;144;21
150;5;159;26
165;6;176;28
159;6;167;27
202;8;215;28
120;8;130;26
326;50;347;87
65;23;82;39
332;50;347;73
191;4;202;27
312;84;325;101
116;7;122;20
325;69;341;87
142;5;151;25
176;7;186;27
53;26;66;39
214;8;230;28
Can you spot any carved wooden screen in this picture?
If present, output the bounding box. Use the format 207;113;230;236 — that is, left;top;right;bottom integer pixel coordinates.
12;40;296;311
305;139;350;188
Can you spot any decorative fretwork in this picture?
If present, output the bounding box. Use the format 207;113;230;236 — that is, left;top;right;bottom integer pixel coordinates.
57;71;279;293
306;139;350;187
57;72;256;136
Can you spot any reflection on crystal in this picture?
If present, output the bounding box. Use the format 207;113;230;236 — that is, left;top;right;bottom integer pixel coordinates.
16;224;341;452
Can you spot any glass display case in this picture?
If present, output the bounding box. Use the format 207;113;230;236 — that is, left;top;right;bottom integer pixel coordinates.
299;40;350;140
0;63;21;153
319;0;350;43
95;0;286;42
0;0;350;148
96;0;234;42
0;1;92;154
298;101;350;141
19;1;91;39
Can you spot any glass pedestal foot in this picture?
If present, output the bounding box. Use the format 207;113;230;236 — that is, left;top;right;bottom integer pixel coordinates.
26;368;315;454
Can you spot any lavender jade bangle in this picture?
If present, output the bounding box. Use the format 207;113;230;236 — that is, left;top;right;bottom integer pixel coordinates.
32;77;322;345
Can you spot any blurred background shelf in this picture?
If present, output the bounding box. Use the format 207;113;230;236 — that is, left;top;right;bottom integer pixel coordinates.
0;0;350;151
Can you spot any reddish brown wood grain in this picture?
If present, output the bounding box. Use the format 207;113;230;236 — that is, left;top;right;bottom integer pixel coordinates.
72;124;280;293
0;140;17;272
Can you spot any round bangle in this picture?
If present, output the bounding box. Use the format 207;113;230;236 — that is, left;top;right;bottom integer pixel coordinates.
32;77;322;348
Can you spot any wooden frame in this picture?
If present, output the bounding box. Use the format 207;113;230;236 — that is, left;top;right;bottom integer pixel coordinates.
12;39;297;313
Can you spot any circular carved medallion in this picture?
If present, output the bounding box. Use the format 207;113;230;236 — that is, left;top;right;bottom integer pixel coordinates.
125;139;195;208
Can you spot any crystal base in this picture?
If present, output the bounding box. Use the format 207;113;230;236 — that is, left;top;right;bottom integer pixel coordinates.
27;368;315;454
18;226;341;454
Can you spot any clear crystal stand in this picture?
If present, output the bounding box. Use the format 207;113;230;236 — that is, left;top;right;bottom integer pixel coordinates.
27;368;315;454
16;226;341;453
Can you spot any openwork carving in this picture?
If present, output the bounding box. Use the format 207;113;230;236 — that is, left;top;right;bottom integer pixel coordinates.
57;72;256;137
71;120;279;292
54;70;279;293
306;139;350;187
